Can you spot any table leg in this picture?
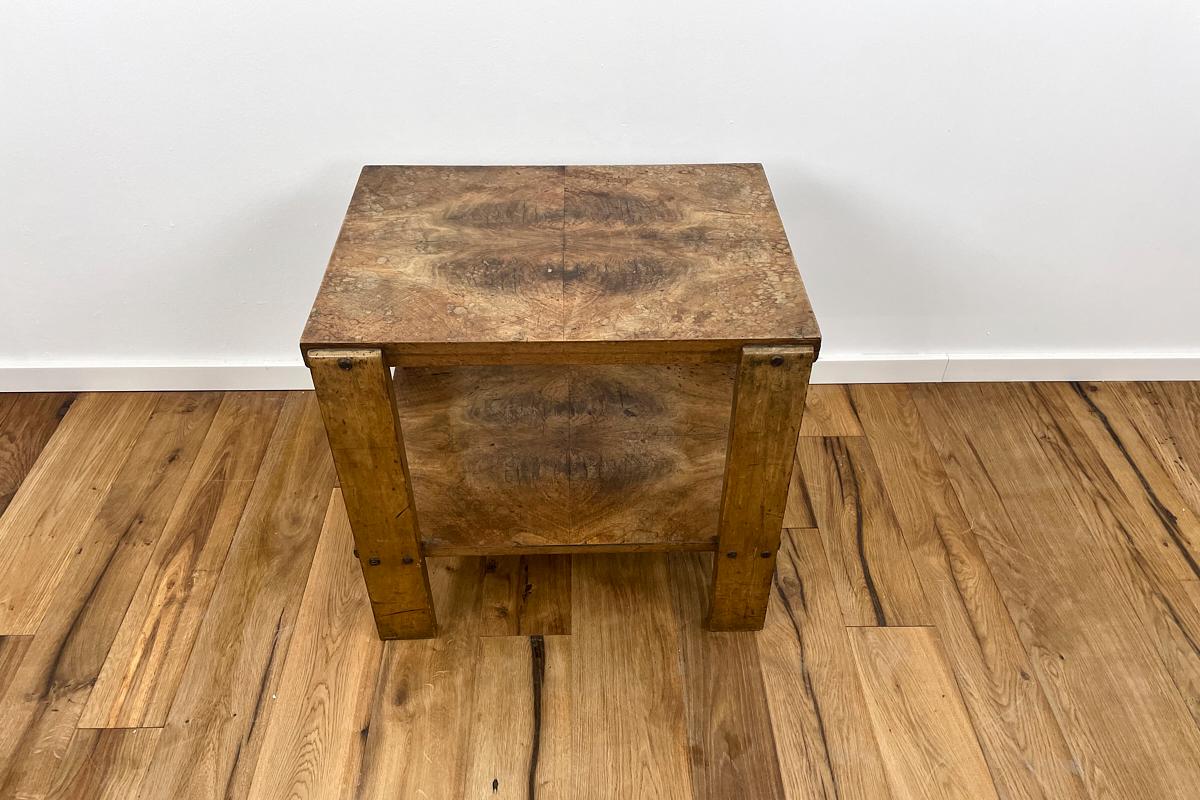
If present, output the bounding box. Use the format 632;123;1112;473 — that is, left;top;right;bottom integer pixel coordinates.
308;348;437;639
707;344;814;631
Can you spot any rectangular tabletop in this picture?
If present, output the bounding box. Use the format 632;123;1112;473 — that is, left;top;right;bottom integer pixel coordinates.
301;164;820;365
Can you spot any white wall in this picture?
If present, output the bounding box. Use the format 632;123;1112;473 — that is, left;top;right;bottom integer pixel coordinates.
3;0;1199;389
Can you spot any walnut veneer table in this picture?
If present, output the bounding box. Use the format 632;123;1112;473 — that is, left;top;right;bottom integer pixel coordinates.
301;164;820;639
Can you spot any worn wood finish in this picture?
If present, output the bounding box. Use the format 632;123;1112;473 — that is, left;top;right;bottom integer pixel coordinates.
82;391;284;728
759;529;891;799
0;392;74;515
47;728;161;800
0;393;219;799
481;555;572;636
135;393;336;800
797;435;931;626
301;164;818;364
0;392;158;633
798;384;863;437
850;383;1088;800
395;362;734;554
246;490;384;800
850;627;1000;800
310;348;437;639
708;345;813;631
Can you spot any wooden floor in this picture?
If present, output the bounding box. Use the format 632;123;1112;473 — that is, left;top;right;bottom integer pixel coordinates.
1;382;1199;799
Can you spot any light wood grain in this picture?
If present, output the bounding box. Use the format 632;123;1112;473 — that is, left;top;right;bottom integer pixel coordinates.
47;728;161;800
301;164;819;363
0;392;74;516
913;382;1200;799
310;349;436;639
0;392;158;633
136;392;336;800
480;555;571;636
799;384;863;437
781;453;817;529
851;384;1087;799
0;393;220;798
708;345;813;630
1135;382;1200;519
246;490;384;800
667;552;785;800
570;554;694;799
797;435;931;626
850;626;1000;800
357;557;485;798
82;391;284;728
758;529;891;800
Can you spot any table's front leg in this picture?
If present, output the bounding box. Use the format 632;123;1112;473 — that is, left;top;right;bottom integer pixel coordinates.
707;344;814;631
309;348;437;639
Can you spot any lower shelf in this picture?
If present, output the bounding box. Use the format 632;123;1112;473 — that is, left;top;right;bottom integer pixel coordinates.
393;363;735;555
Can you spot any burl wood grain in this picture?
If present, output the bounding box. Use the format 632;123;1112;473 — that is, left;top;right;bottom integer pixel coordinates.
301;164;819;364
393;362;735;554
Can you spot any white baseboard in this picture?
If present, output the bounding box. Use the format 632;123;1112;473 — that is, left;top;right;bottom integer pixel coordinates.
0;353;1197;392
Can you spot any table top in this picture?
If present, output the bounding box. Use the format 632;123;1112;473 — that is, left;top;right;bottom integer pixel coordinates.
301;164;819;364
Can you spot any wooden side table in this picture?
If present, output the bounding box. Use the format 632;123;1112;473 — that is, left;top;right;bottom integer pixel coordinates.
301;165;820;639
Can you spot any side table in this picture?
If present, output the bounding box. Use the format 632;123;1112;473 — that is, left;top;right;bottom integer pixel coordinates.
301;164;820;639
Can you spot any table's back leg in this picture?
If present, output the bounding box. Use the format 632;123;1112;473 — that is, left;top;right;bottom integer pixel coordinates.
707;344;814;631
308;348;437;639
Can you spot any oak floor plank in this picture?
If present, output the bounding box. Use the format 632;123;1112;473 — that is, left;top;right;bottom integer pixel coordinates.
759;529;892;800
570;554;694;800
1013;382;1200;726
245;490;384;800
799;384;864;437
1055;382;1200;579
357;557;485;798
850;626;1000;800
0;392;159;633
0;636;31;701
462;635;563;799
1121;382;1200;532
796;436;930;626
913;382;1200;799
0;392;74;517
781;453;816;529
480;555;571;636
81;391;286;728
850;384;1088;800
667;551;785;800
47;728;161;800
0;393;221;798
135;393;336;800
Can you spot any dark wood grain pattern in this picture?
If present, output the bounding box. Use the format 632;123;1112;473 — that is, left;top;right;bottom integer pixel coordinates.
301;164;818;364
0;392;74;516
481;555;572;636
394;362;734;554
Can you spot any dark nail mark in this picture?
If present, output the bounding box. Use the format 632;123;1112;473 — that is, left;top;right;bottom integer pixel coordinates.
337;357;353;371
726;551;737;559
368;557;381;566
770;355;785;367
401;556;414;565
760;551;772;558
